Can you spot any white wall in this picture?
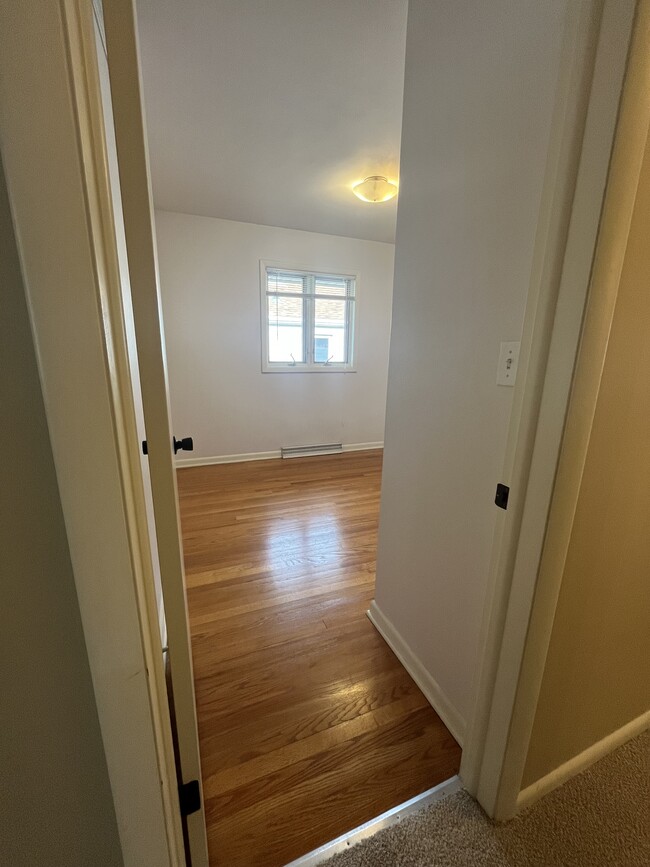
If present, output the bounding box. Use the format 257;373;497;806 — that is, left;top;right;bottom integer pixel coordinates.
0;160;123;866
374;0;569;736
155;210;394;460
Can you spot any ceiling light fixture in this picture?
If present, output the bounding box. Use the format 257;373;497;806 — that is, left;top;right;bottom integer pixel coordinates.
352;175;398;203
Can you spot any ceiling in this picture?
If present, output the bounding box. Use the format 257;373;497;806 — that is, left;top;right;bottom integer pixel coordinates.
136;0;407;243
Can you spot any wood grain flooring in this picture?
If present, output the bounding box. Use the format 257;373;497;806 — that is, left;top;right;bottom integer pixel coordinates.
178;450;461;867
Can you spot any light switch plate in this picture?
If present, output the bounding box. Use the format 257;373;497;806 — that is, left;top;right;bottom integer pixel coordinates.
497;341;520;387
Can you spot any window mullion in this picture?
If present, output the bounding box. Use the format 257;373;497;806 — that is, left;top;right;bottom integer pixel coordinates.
306;275;315;366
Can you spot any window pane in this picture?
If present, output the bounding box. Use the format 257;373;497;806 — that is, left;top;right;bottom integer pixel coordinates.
314;298;348;363
313;275;354;297
267;295;304;362
314;336;330;363
266;270;304;294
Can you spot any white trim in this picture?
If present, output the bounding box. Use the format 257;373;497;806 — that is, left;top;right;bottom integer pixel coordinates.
175;441;384;467
260;259;359;373
177;450;280;467
262;369;358;374
367;601;465;747
100;1;209;861
0;2;181;863
517;711;650;812
488;5;650;821
342;441;383;453
461;0;636;820
73;4;186;860
284;776;463;867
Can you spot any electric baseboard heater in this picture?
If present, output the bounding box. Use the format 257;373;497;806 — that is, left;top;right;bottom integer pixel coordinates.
281;443;343;459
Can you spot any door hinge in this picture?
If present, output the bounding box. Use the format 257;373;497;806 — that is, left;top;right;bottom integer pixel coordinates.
178;779;201;817
495;483;510;510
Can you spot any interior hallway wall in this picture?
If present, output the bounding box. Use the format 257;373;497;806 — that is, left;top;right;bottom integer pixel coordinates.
374;0;569;736
522;127;650;788
0;160;123;866
155;210;394;461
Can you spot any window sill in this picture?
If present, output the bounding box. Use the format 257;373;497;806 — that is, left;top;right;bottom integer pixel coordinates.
262;366;357;374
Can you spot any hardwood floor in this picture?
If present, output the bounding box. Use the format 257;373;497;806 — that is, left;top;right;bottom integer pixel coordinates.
178;450;461;867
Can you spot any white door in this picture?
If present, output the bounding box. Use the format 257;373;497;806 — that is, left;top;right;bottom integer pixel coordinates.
94;2;209;864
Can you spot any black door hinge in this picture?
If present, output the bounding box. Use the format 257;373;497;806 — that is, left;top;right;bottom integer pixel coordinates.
178;779;201;817
495;483;510;510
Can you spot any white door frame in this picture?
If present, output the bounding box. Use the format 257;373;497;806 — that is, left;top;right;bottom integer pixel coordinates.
0;1;186;864
99;0;210;861
461;0;638;818
476;0;650;819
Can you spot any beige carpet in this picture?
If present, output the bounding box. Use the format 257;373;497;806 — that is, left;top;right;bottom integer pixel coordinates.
325;730;650;866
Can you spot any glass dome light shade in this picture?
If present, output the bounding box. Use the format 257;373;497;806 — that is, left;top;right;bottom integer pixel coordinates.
352;175;398;203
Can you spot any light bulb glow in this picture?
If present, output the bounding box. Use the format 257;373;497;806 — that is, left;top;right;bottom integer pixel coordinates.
352;175;398;203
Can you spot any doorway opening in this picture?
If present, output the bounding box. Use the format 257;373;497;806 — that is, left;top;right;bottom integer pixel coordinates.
88;1;632;861
128;2;462;864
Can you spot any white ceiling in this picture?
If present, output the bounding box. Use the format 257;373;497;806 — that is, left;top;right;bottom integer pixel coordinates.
136;0;407;243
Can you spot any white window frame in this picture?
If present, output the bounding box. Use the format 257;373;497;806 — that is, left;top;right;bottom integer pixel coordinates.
260;260;358;373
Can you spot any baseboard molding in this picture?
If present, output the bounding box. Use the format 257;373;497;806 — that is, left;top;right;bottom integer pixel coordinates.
367;600;466;747
175;441;383;468
517;708;650;812
176;449;280;467
342;441;383;453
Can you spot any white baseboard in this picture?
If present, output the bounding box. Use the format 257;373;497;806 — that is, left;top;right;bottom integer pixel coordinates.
176;449;280;467
367;600;466;747
342;441;383;453
517;708;650;812
175;441;383;468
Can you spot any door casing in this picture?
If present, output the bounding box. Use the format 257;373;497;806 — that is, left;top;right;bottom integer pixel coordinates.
0;0;185;864
462;0;638;818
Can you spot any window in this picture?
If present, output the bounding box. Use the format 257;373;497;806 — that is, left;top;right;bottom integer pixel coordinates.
262;264;356;372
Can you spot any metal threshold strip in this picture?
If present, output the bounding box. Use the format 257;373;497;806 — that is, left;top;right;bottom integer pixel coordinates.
284;775;463;867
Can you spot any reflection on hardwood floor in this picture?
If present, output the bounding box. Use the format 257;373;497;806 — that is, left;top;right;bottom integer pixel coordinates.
178;450;461;867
